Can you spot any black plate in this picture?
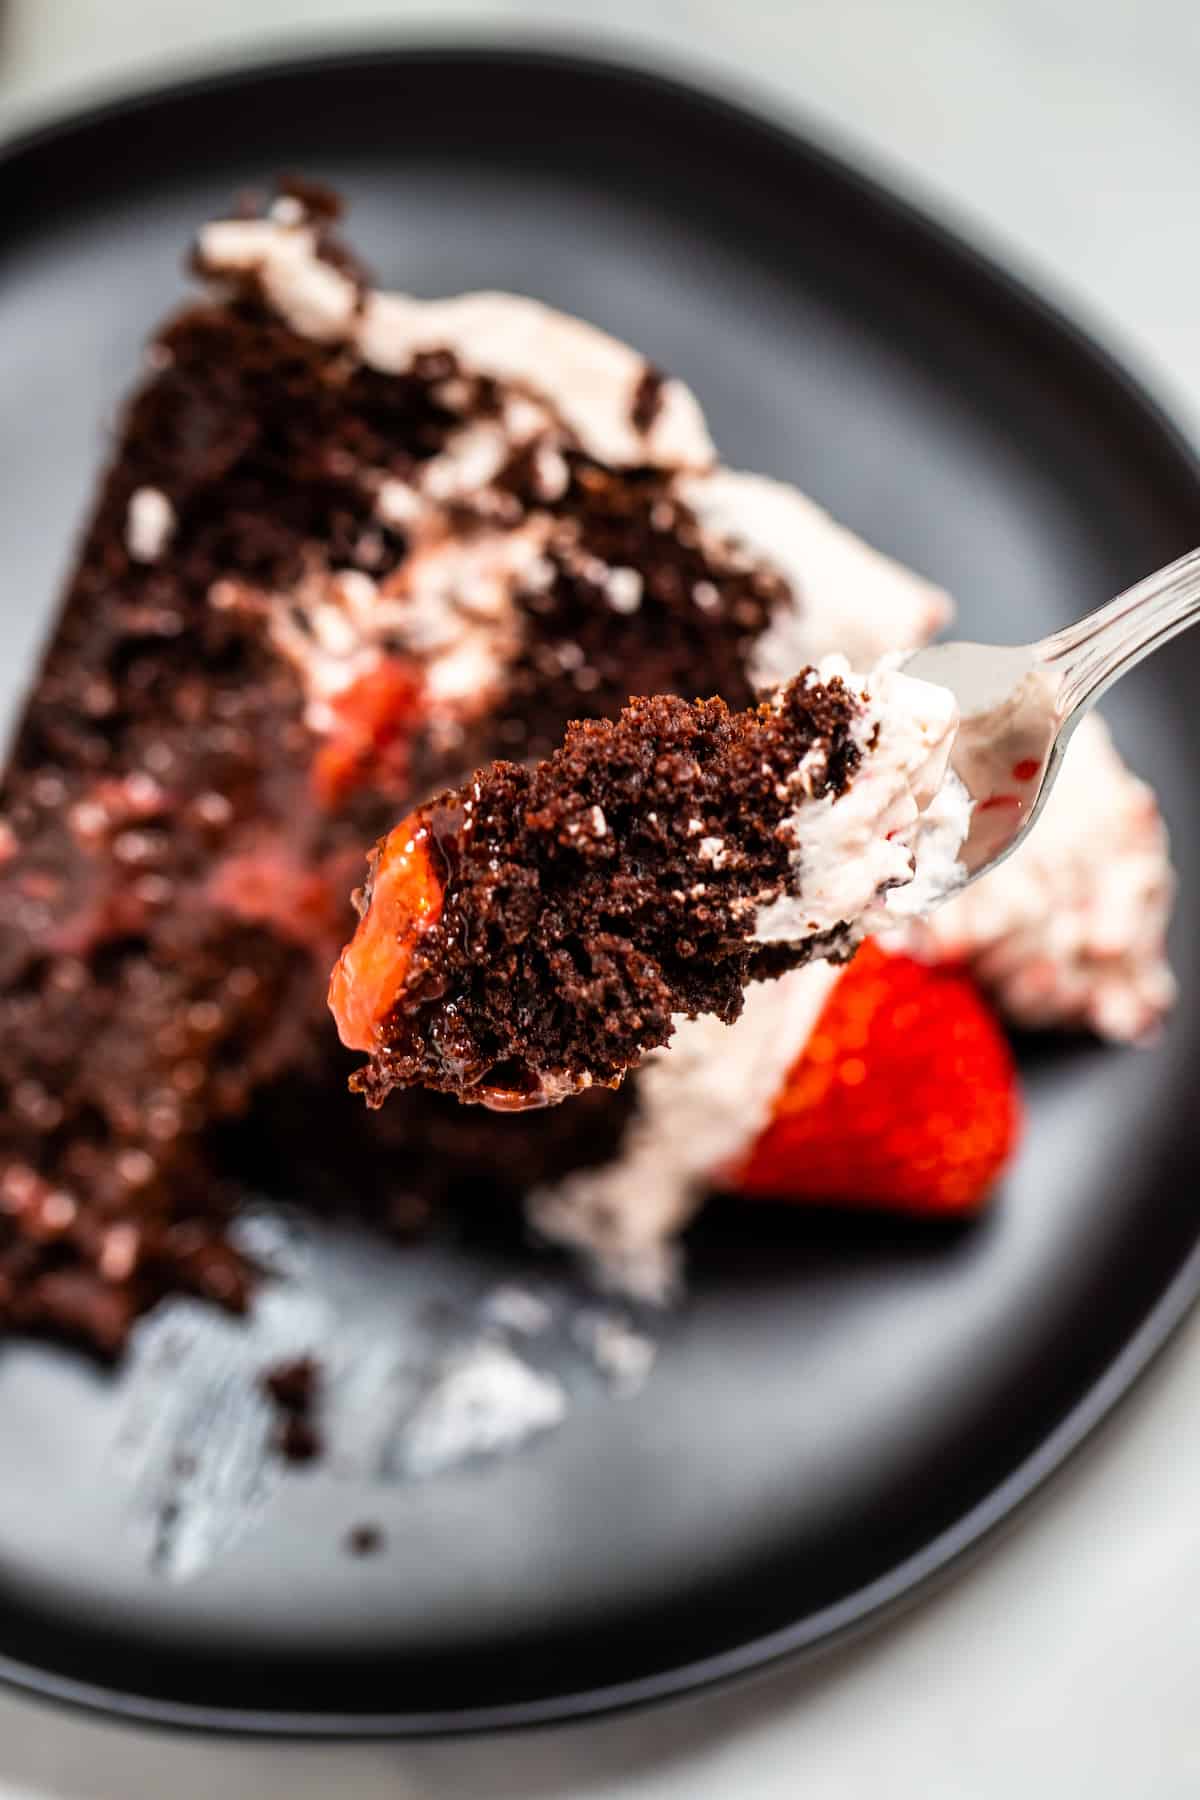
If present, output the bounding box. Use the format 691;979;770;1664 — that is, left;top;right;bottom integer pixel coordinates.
2;42;1200;1737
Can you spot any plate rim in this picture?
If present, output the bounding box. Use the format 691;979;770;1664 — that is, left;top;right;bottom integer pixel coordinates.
3;34;1200;1738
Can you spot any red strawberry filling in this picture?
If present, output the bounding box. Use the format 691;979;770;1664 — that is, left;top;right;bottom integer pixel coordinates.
328;812;446;1054
311;658;424;808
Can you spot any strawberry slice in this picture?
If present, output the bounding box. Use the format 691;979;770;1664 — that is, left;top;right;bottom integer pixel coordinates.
328;810;445;1056
726;940;1021;1215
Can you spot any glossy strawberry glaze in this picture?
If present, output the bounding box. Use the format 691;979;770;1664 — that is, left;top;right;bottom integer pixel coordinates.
328;813;444;1053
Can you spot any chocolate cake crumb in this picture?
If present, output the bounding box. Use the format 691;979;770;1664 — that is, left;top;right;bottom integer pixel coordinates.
332;673;864;1109
275;1413;323;1465
262;1354;323;1463
630;365;665;434
346;1522;385;1556
260;1354;319;1414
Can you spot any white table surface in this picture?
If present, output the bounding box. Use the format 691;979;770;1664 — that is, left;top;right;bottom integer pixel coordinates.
3;3;1200;1794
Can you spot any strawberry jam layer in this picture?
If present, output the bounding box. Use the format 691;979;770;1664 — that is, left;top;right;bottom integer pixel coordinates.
312;659;424;809
328;812;445;1054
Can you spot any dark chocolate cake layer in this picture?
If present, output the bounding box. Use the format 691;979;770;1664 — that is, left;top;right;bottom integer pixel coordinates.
0;184;946;1353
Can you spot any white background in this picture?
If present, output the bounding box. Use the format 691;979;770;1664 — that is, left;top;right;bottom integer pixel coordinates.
3;3;1200;1794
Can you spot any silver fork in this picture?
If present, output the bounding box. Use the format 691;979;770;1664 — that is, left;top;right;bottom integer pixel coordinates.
902;545;1200;884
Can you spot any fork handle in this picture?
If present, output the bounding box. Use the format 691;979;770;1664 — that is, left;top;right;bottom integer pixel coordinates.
1039;545;1200;719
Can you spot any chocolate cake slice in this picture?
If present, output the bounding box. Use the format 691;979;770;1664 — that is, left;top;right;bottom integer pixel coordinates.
0;182;955;1354
330;663;962;1109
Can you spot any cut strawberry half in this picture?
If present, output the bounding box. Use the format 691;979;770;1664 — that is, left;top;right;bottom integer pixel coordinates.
726;940;1021;1216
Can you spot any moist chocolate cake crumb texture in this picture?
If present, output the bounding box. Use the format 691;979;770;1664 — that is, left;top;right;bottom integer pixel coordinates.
0;182;834;1356
260;1353;320;1414
261;1353;324;1463
336;676;863;1110
346;1522;386;1556
274;1411;324;1466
